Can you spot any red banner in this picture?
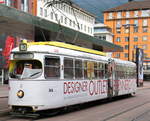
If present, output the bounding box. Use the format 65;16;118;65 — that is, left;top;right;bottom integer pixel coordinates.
0;0;5;4
2;36;15;68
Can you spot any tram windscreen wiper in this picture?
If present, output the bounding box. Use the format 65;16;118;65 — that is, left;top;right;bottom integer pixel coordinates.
21;68;41;79
30;71;41;77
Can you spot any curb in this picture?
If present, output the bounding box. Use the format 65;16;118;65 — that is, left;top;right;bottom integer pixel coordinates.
137;87;150;90
0;110;10;117
0;96;8;98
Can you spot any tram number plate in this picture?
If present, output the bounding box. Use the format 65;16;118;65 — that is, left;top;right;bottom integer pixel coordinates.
49;88;54;92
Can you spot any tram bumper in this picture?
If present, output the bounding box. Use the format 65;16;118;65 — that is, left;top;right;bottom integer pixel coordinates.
8;80;63;111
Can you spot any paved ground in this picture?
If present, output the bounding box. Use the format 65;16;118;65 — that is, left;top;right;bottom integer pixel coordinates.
0;84;9;98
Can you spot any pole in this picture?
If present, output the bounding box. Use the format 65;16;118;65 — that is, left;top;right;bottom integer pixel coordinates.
1;69;4;85
128;26;130;61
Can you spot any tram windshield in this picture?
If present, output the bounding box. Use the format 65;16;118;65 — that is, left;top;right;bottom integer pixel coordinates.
9;60;42;79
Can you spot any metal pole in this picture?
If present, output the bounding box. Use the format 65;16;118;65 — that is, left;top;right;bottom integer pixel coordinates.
128;26;130;61
1;69;4;85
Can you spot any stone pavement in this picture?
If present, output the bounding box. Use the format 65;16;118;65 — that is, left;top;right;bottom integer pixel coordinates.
0;81;150;98
0;84;9;98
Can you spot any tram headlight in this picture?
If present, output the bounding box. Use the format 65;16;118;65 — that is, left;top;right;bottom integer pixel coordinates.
17;90;24;98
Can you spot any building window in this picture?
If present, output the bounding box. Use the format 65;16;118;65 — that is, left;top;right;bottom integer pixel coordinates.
134;20;138;26
134;36;138;42
125;37;129;42
126;20;130;25
80;24;83;30
91;28;93;34
44;9;47;17
125;45;129;50
84;25;86;32
125;28;129;33
141;10;150;17
144;53;147;59
51;12;53;20
116;37;121;42
40;7;43;16
143;27;148;33
69;19;72;26
133;26;138;33
55;13;58;21
116;21;121;28
142;36;148;41
108;12;113;19
116;53;120;58
125;53;128;58
21;0;28;12
126;11;130;18
142;45;147;50
134;11;139;17
88;27;90;33
134;45;138;49
143;19;148;26
64;17;67;24
99;36;106;41
6;0;11;6
73;21;76;28
117;12;122;18
61;16;63;23
116;28;121;33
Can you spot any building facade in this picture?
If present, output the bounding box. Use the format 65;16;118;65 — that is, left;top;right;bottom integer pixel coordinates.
94;23;113;43
35;0;95;36
94;23;113;57
2;0;34;14
104;1;150;61
0;0;35;84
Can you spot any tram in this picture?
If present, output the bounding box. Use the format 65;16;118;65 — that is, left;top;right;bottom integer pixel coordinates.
143;60;150;81
8;41;137;116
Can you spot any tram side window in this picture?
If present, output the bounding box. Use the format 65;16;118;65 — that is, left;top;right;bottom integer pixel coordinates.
87;61;95;79
64;58;73;79
84;61;88;79
127;67;130;79
94;62;98;78
120;66;124;79
45;57;60;78
97;63;105;79
75;59;83;79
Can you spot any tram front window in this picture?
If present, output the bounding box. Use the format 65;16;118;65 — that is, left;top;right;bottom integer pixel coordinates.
9;60;42;79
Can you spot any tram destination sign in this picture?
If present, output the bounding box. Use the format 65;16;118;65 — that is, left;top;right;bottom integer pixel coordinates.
13;53;34;59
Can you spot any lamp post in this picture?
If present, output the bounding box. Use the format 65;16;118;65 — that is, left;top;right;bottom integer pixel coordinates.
123;24;136;61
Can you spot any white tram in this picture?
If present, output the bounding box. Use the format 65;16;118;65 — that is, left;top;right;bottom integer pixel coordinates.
8;41;137;115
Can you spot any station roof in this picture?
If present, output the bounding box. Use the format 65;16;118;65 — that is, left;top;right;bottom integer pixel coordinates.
0;4;123;52
27;41;106;56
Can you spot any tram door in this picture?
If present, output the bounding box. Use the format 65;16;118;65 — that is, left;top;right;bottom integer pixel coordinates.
107;59;115;97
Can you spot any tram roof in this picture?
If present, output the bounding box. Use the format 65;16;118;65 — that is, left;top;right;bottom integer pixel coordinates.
0;4;123;52
27;41;106;56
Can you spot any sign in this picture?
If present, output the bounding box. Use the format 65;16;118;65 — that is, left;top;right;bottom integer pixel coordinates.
136;48;144;87
2;36;15;68
0;0;5;4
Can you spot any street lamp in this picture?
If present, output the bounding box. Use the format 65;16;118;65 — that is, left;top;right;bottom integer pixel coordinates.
123;24;136;61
